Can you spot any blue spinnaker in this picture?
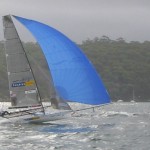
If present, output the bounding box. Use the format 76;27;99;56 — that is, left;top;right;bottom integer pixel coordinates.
14;16;111;105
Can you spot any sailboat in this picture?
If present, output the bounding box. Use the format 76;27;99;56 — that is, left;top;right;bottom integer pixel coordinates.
0;15;111;123
130;87;135;102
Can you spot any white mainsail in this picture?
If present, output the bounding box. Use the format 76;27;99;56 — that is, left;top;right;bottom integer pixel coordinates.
3;15;42;108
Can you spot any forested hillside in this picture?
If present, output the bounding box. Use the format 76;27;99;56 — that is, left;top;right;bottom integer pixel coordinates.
1;36;150;102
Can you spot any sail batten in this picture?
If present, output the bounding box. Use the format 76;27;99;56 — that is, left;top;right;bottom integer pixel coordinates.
14;15;111;105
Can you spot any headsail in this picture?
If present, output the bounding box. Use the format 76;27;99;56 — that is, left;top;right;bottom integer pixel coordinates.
3;15;42;108
14;15;111;105
26;42;71;110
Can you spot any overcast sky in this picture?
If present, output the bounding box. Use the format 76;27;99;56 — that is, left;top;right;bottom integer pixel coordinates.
0;0;150;43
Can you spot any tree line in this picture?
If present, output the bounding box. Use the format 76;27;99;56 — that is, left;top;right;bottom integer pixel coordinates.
0;36;150;102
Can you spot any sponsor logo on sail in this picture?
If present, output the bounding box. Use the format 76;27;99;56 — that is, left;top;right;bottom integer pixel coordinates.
12;80;35;87
12;82;25;87
25;80;35;86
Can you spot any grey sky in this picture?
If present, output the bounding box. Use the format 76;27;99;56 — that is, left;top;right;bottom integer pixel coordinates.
0;0;150;43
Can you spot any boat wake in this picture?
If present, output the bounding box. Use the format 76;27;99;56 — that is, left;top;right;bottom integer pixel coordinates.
103;111;134;117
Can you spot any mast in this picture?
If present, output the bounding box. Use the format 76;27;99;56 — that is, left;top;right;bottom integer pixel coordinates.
3;15;45;113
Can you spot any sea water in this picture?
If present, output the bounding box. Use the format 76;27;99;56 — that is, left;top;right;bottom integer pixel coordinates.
0;102;150;150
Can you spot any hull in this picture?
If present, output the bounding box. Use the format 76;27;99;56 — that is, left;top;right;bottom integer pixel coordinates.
26;112;68;123
1;111;71;124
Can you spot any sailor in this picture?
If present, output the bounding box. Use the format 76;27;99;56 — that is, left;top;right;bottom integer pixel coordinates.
0;111;9;117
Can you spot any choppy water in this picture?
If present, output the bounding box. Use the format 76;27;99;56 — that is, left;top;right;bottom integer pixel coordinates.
0;102;150;150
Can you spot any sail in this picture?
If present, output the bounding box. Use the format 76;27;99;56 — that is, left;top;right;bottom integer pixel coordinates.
14;15;111;105
3;15;42;108
28;54;71;110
